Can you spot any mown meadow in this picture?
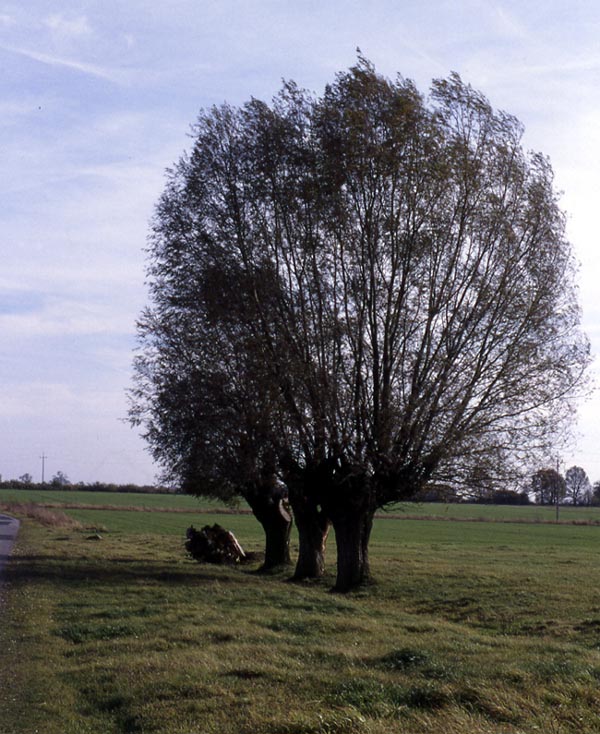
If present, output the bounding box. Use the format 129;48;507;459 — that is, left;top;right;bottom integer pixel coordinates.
1;492;600;733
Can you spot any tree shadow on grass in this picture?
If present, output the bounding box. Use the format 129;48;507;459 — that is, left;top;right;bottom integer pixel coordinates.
2;554;237;590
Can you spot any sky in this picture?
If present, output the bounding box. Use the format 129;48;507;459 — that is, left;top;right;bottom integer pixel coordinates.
2;0;600;486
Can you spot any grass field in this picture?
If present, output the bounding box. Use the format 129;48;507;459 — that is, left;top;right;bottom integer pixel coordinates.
2;487;600;524
1;495;600;733
0;488;226;511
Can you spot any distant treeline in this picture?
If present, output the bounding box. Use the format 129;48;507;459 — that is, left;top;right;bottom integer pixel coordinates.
1;478;531;503
473;489;531;505
415;485;531;505
0;479;175;494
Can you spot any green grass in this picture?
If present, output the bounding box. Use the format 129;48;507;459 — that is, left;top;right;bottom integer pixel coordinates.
2;503;600;733
3;487;600;525
384;501;600;523
64;508;265;538
0;488;231;511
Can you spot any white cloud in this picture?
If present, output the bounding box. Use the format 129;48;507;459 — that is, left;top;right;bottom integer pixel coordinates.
45;13;92;39
0;13;15;27
0;43;129;84
0;99;42;117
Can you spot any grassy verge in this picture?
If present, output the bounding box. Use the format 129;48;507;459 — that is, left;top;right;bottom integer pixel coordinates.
0;501;89;530
2;507;600;733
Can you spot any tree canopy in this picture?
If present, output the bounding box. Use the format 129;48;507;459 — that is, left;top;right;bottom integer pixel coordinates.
565;465;592;506
131;57;589;590
531;468;567;506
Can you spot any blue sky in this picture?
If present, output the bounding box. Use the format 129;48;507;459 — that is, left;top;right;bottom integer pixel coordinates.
2;1;600;485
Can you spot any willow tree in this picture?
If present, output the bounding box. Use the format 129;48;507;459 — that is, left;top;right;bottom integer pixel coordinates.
132;57;588;591
129;190;293;571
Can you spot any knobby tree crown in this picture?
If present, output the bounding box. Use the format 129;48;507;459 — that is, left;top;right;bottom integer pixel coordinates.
130;59;588;589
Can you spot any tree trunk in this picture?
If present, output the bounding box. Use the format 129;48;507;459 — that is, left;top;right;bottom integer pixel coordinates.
289;494;330;580
244;489;292;571
329;505;375;592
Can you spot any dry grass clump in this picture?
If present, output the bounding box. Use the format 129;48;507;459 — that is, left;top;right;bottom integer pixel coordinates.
0;501;84;529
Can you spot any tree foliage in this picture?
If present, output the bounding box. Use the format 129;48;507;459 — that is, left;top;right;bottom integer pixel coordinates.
565;465;592;506
531;468;567;505
51;471;70;487
131;57;588;590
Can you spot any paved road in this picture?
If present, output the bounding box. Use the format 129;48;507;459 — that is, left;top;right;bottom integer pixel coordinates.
0;514;19;575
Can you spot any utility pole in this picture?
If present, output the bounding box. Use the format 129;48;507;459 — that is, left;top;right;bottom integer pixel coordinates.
40;453;47;484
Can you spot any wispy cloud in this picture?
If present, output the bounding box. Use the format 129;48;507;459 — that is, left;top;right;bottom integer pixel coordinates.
0;297;135;339
489;3;530;41
44;14;92;39
0;99;45;117
0;43;128;84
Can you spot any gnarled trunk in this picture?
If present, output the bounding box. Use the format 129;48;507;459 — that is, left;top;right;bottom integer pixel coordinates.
329;505;374;592
289;493;330;580
322;472;376;592
260;500;292;570
244;484;292;571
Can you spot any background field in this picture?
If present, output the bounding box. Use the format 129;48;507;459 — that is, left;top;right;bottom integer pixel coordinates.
1;493;600;733
0;488;221;511
2;487;600;523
